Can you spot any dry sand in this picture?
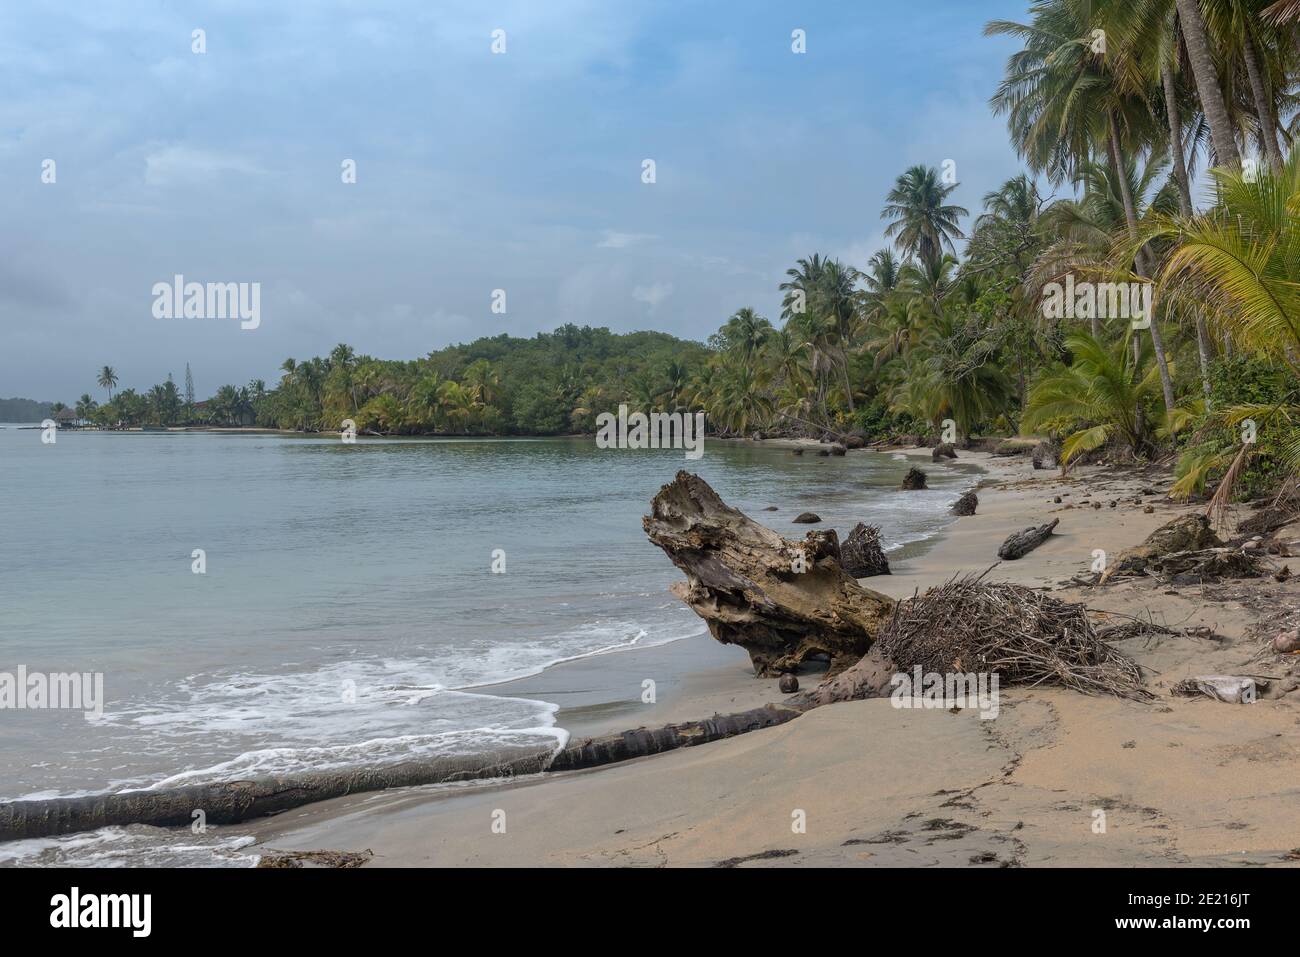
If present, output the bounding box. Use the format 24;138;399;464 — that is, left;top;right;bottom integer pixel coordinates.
240;449;1300;867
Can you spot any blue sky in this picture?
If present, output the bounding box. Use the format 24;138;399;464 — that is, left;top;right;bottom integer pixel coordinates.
2;0;1029;401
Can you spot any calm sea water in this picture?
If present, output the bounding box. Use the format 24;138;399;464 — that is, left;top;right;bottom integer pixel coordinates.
0;426;974;863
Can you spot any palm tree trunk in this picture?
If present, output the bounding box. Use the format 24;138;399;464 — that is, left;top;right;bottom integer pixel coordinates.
1243;31;1285;174
1161;54;1194;218
1174;0;1242;169
1195;309;1213;401
838;348;856;412
1108;113;1176;416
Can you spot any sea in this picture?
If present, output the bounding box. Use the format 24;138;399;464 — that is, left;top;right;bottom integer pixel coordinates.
0;426;976;864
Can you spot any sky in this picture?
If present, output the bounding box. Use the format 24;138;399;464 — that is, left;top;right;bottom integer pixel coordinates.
1;0;1030;402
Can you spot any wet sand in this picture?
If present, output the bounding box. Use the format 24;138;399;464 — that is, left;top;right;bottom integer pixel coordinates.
239;449;1300;866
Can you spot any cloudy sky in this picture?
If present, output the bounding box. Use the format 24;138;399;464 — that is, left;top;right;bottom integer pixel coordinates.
2;0;1028;402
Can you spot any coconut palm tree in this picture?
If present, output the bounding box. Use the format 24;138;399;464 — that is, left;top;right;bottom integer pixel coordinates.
96;366;118;403
1174;0;1243;168
881;165;969;271
1023;331;1164;460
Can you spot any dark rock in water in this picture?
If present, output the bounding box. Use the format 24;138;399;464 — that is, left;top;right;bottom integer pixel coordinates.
932;443;957;461
792;448;804;456
816;448;831;457
901;467;927;491
1031;440;1059;470
844;434;866;449
778;674;799;694
792;512;822;524
997;519;1059;560
951;491;978;516
763;506;779;511
830;443;847;456
840;523;890;577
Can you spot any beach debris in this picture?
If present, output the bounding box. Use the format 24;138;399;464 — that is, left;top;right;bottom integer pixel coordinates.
1272;630;1300;654
830;443;847;456
1171;675;1259;704
1031;440;1059;470
932;442;957;461
997;519;1059;560
644;471;894;676
257;848;374;869
840;522;891;577
952;491;978;516
901;467;928;490
1274;565;1290;583
800;645;898;706
713;848;800;868
551;704;804;770
992;439;1033;457
1099;514;1224;584
875;573;1148;698
792;511;821;524
844;434;867;449
0;743;562;842
778;674;799;693
1238;502;1299;537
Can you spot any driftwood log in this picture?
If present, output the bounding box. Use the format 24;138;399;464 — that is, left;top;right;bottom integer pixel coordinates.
643;471;894;676
0;744;559;842
997;518;1059;560
549;705;803;771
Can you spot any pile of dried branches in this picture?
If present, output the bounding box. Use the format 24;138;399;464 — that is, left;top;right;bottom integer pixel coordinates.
877;572;1149;699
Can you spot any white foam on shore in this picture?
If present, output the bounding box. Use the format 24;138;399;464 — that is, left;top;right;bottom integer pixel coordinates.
0;826;259;868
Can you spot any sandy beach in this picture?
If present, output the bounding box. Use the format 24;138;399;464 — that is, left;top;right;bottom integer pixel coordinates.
240;448;1300;867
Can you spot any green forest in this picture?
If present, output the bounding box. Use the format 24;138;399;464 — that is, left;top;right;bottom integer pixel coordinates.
56;1;1300;508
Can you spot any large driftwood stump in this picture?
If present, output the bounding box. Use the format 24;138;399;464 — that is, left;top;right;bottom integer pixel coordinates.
997;518;1059;560
644;471;894;676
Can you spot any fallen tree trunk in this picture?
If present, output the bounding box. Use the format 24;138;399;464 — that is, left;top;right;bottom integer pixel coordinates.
643;471;895;675
549;704;803;771
0;745;559;842
997;519;1058;560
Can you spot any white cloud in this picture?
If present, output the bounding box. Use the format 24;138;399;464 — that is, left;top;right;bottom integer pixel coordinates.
597;231;657;249
143;146;266;187
632;281;674;308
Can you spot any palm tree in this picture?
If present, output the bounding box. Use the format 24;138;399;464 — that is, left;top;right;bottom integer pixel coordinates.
1023;331;1164;460
97;366;118;403
1174;0;1243;168
881;165;969;271
720;307;773;360
809;259;863;411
